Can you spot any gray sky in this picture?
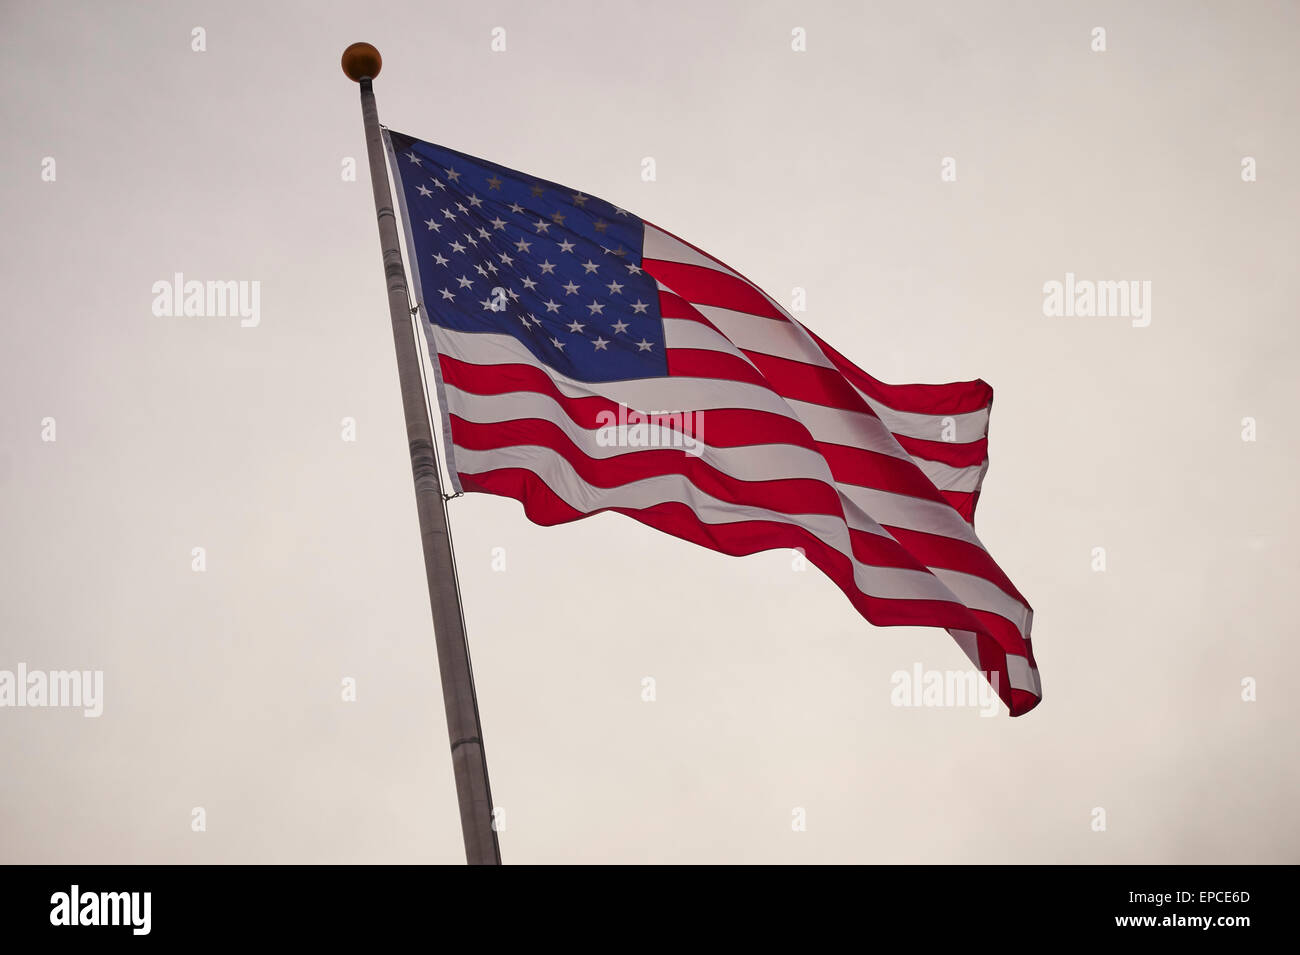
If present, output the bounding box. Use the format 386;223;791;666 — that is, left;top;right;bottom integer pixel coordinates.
1;0;1296;863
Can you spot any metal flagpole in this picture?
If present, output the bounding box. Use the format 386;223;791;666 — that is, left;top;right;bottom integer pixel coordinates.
341;42;501;865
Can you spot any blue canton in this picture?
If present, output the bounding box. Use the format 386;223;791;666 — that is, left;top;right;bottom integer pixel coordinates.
388;130;667;383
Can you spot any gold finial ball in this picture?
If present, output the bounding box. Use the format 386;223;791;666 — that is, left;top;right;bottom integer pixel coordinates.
341;43;382;82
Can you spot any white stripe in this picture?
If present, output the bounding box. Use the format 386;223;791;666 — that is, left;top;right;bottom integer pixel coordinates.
642;224;742;278
661;317;747;354
782;398;913;461
947;629;1039;694
1006;655;1041;694
855;387;989;443
916;457;986;494
948;629;980;668
930;567;1031;633
692;305;834;368
784;397;985;492
837;482;985;549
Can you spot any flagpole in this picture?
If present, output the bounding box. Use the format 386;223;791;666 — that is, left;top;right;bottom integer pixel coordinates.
342;42;501;865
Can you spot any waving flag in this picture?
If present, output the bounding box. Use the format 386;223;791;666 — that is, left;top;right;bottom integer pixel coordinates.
385;129;1041;716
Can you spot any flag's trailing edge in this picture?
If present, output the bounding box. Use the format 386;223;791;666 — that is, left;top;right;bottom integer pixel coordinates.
383;128;1042;716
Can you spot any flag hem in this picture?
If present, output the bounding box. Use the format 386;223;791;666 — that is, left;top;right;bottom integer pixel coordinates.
383;128;465;494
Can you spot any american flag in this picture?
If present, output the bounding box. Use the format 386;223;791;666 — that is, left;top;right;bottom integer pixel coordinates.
384;129;1042;717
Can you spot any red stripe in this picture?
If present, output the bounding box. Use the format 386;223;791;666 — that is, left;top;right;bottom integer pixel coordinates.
941;491;977;523
880;525;1028;605
843;529;1027;635
658;288;719;324
666;348;768;388
642;258;788;321
439;354;821;451
803;326;993;416
820;442;983;526
894;433;988;469
744;352;877;414
449;414;847;519
817;441;952;508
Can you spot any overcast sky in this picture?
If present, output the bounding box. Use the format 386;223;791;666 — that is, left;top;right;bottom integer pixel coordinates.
1;0;1296;863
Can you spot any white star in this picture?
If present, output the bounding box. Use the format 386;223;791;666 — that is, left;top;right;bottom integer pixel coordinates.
507;288;520;301
562;280;580;296
417;184;433;198
611;319;629;334
424;218;442;232
543;299;561;313
538;260;556;275
582;260;600;274
485;261;498;274
519;314;533;328
444;167;461;182
625;263;642;275
449;240;467;254
432;253;449;267
476;227;490;241
630;299;649;313
406;152;423;165
464;233;478;247
467;194;483;208
490;216;507;231
615;206;630;216
474;264;488;278
498;252;514;266
479;298;496;310
439;288;455;301
586;300;605;315
636;339;653;351
551;337;565;350
592;336;609;350
515;237;533;253
521;276;538;291
606;280;624;295
534;219;550;234
557;239;575;254
456;202;469;214
524;313;539;326
431;178;446;191
442;208;457;221
567;319;586;333
456;275;474;288
508;201;525;214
